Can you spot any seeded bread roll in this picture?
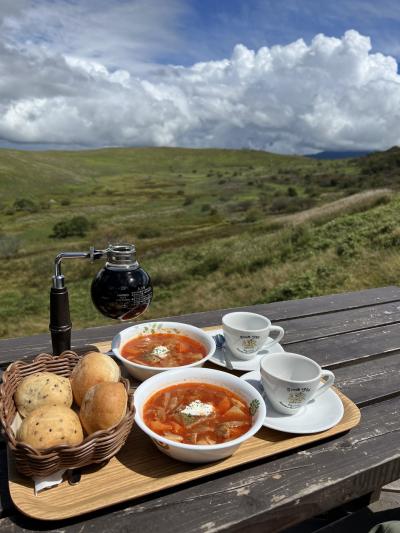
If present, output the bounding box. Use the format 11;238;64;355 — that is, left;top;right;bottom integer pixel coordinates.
14;372;73;418
17;405;83;449
79;382;127;435
70;352;121;406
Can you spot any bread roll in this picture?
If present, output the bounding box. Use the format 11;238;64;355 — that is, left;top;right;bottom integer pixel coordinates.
17;405;83;449
14;372;73;418
79;382;127;435
70;352;120;406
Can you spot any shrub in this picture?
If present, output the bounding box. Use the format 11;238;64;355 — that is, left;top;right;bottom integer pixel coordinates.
13;198;38;213
244;207;261;223
150;268;185;287
61;198;71;206
50;216;91;238
305;186;318;198
373;195;391;207
248;255;273;272
371;227;400;248
190;256;222;276
183;196;194;206
267;273;316;302
336;237;358;258
270;196;315;214
230;200;253;213
270;196;291;213
0;235;21;258
138;228;161;239
287;186;298;197
290;225;312;247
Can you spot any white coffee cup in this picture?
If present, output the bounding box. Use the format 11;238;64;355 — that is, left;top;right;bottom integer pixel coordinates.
260;352;335;415
222;312;285;361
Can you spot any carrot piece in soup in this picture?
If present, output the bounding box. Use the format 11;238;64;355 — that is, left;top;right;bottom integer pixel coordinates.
170;421;184;434
148;420;172;433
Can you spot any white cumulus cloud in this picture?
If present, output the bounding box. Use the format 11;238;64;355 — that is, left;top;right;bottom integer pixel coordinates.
0;24;400;153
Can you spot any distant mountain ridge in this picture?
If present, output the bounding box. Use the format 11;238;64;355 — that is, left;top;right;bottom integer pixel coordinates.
307;150;372;160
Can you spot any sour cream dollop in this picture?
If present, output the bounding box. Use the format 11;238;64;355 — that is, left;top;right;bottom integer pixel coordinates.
151;346;170;359
181;400;214;417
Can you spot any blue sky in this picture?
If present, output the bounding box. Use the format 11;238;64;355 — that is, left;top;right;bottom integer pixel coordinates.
177;0;400;64
1;0;400;153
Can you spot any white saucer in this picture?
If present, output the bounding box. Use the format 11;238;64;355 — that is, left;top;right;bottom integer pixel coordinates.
241;370;344;434
208;328;284;372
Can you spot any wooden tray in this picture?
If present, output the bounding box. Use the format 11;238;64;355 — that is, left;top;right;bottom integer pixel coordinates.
8;331;361;521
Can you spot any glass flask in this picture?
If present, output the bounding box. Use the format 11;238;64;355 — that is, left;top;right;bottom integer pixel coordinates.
91;244;152;320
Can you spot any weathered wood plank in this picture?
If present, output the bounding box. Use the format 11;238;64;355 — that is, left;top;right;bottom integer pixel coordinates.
334;352;400;406
227;286;400;324
280;300;400;345
4;390;359;521
1;287;399;362
0;288;399;532
285;322;400;369
3;315;400;380
0;396;399;533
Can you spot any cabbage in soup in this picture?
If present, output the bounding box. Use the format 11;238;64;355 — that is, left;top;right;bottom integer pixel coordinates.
143;382;252;445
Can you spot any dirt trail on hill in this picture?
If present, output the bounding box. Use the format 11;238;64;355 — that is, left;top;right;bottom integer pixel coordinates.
270;188;392;227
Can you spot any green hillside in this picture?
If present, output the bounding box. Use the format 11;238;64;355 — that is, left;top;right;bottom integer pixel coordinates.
0;146;398;339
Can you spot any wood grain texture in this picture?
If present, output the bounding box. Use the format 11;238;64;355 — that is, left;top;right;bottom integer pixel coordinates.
0;287;399;532
285;322;400;369
280;301;400;345
334;352;400;407
8;390;359;521
1;286;399;363
1;395;398;533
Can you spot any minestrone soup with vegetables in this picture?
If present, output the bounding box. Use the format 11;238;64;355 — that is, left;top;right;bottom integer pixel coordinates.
121;333;207;367
143;382;252;444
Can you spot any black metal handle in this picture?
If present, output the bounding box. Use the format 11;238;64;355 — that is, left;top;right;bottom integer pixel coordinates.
49;286;72;355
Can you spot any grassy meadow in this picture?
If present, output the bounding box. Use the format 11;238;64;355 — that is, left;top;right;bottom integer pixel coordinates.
0;146;399;339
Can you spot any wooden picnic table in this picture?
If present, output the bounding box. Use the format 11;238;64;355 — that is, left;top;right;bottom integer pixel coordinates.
0;286;399;532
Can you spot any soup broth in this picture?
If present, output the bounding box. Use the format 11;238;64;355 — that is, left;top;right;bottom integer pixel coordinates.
121;333;207;367
143;382;252;445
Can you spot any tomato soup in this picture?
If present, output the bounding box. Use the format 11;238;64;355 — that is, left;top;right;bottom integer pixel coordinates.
143;382;252;445
121;333;207;367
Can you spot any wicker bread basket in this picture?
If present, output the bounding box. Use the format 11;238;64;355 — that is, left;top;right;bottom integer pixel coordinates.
0;350;135;478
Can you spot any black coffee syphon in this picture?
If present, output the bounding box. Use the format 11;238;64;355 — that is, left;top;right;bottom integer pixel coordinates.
91;244;152;320
49;243;152;356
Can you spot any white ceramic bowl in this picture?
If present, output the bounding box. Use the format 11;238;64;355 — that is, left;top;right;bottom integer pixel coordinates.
111;321;216;381
134;367;266;463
